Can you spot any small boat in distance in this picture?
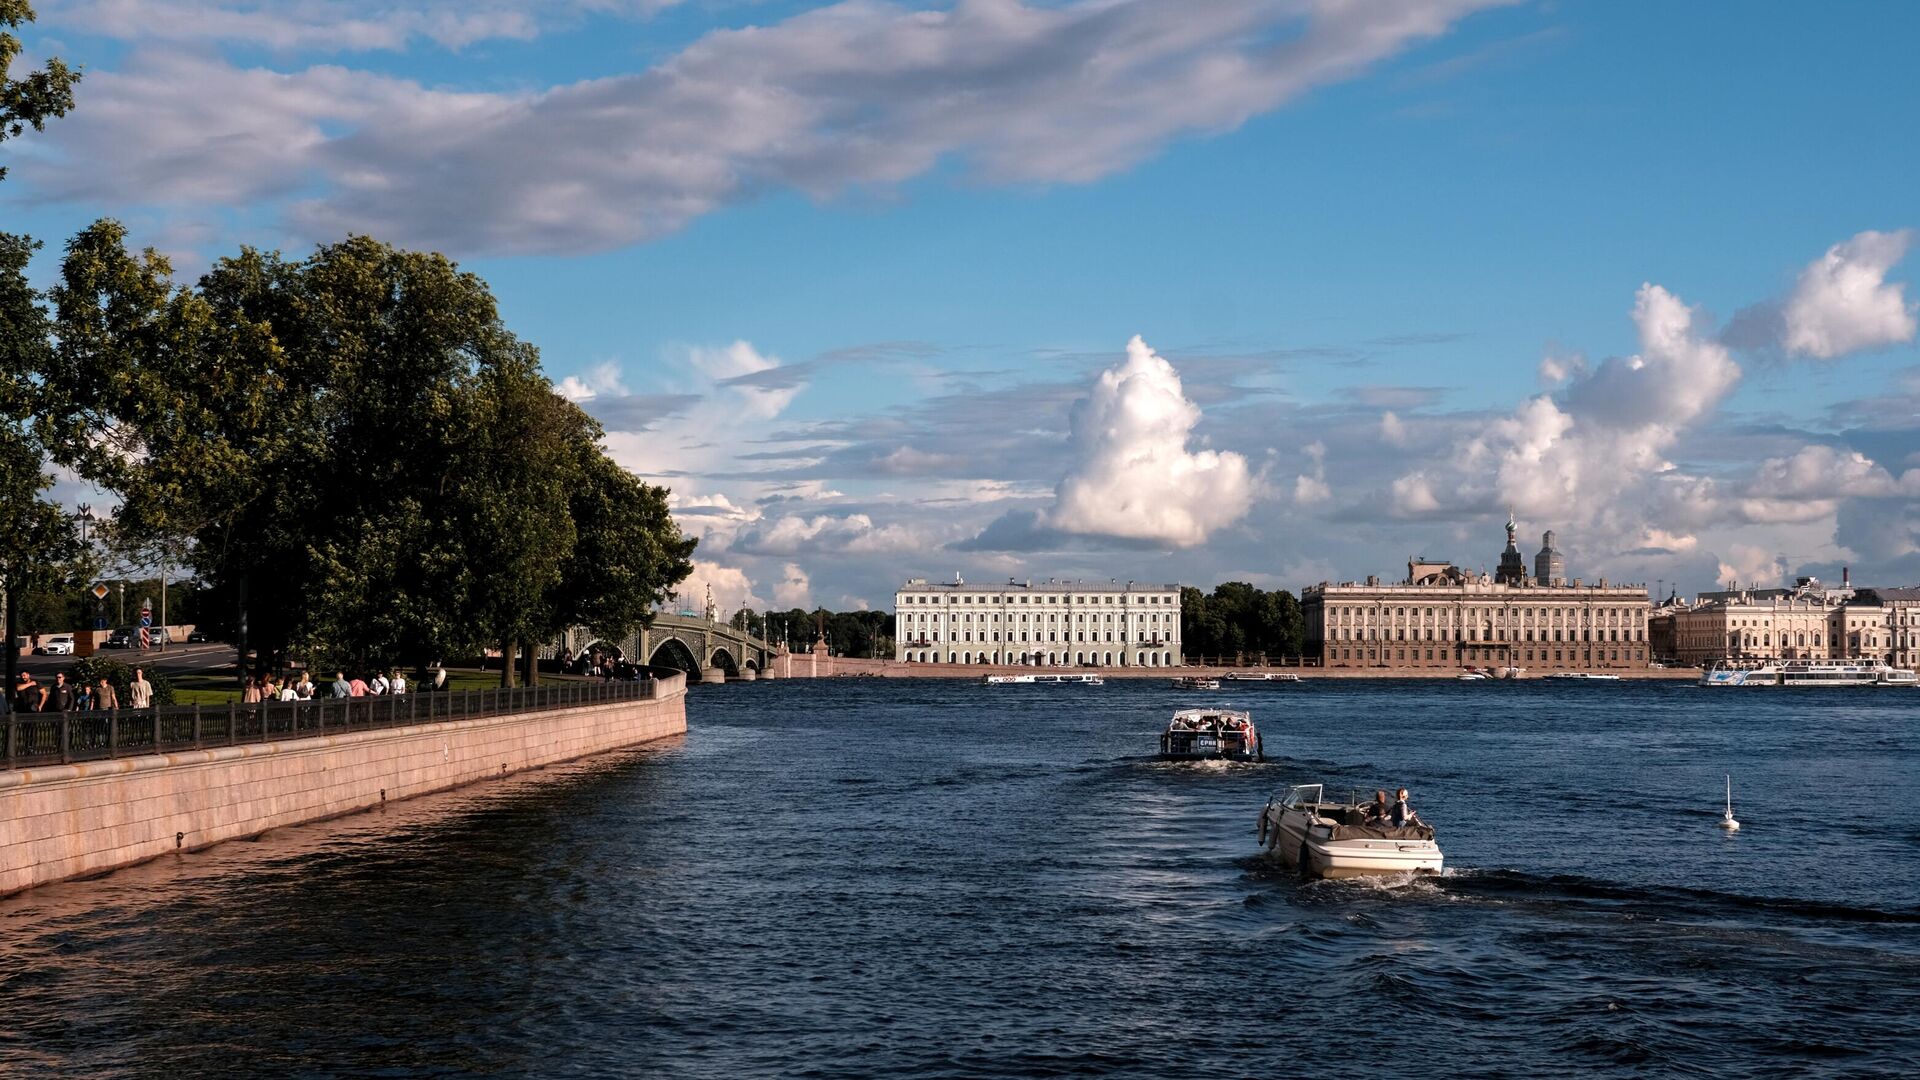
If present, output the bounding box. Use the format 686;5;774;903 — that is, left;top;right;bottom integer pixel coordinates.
1699;659;1919;687
1456;671;1489;681
1545;672;1622;681
1159;709;1262;762
982;673;1105;685
1719;775;1741;831
1257;784;1443;879
1223;672;1301;683
1171;676;1220;690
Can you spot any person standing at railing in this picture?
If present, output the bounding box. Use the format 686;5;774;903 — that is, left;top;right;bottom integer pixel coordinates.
47;673;73;713
293;672;315;700
368;671;390;696
348;673;369;697
128;668;152;710
390;670;408;694
13;672;44;712
93;676;118;710
329;672;351;698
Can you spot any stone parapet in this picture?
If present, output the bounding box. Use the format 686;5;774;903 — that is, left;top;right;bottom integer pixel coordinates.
0;673;686;897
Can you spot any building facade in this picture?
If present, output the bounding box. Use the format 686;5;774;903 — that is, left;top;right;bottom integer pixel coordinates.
1669;578;1897;666
1303;519;1652;671
894;577;1183;667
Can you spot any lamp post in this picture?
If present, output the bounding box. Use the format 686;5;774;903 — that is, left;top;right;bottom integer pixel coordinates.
73;503;95;545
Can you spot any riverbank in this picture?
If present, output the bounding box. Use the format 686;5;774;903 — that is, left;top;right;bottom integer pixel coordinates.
777;660;1699;681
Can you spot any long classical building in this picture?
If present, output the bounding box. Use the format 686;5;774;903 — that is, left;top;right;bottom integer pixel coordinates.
1303;517;1652;671
895;577;1183;667
1661;576;1905;665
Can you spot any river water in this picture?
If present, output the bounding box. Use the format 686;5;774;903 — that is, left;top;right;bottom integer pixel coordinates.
3;679;1917;1077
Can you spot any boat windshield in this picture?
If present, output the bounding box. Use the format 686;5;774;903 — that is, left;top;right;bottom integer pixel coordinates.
1282;784;1321;810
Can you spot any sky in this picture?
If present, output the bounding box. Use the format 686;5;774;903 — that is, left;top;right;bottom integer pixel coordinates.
7;0;1920;614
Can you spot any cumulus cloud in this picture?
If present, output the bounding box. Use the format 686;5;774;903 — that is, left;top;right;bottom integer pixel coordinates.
1392;283;1738;523
1781;229;1917;359
1293;440;1331;505
1715;545;1785;591
1045;335;1254;547
28;0;1506;254
774;563;812;609
678;559;763;614
47;0;677;52
732;513;930;556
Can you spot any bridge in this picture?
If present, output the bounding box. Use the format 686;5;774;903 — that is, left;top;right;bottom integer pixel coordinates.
553;613;777;683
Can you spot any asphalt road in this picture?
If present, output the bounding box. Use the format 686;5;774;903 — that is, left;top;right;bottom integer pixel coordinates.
12;642;237;679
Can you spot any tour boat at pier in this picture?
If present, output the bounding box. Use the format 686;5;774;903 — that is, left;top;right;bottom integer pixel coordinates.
982;673;1105;685
1699;659;1919;687
1159;709;1262;762
1545;672;1622;681
1171;676;1220;690
1223;672;1301;683
1257;784;1444;879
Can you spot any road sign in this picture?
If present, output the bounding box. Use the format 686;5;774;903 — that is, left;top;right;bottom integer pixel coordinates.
90;583;109;600
140;611;152;628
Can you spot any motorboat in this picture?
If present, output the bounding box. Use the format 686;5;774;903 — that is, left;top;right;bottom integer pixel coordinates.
1171;676;1220;690
1456;671;1489;681
1545;672;1622;681
1223;672;1301;683
1698;659;1919;687
1495;666;1525;679
1257;783;1443;879
1159;709;1262;762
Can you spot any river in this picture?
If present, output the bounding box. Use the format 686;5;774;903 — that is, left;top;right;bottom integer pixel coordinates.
3;679;1917;1077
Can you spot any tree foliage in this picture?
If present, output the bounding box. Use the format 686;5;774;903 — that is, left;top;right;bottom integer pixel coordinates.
1181;582;1305;659
0;2;78;182
40;223;695;674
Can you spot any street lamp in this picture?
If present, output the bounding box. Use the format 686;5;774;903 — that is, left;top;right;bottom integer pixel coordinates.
73;503;95;545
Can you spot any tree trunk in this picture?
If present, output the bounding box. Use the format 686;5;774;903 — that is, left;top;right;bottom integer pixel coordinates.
522;639;539;686
499;637;516;688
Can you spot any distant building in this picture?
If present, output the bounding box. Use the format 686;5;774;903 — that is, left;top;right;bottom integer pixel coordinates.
1303;519;1651;671
1667;570;1905;665
1534;530;1565;586
894;576;1183;667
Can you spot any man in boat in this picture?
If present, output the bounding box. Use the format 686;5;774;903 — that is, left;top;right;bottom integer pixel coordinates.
1389;788;1422;828
1364;790;1390;824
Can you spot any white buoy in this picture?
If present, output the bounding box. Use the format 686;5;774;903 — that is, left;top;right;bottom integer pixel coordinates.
1718;774;1740;831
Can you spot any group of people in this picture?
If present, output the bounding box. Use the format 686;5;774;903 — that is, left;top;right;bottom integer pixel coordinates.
1364;787;1423;829
9;668;156;713
241;668;451;702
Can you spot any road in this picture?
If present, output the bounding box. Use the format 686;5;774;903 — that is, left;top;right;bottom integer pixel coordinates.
13;642;237;680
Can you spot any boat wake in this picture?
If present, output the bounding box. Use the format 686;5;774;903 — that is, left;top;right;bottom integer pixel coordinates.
1440;868;1920;925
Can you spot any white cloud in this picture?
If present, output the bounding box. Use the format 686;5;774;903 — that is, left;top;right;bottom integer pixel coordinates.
30;0;1507;255
1781;229;1917;360
1293;440;1330;505
774;563;812;609
678;558;763;614
733;513;932;556
48;0;679;52
1379;410;1408;446
1045;335;1253;547
555;360;628;401
1715;544;1785;590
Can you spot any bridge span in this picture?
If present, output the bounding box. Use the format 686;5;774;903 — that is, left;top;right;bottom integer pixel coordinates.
553;613;777;683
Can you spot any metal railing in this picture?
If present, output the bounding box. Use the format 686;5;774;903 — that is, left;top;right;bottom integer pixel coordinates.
2;679;655;771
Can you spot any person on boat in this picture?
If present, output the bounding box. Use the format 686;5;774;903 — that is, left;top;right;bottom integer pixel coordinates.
1389;788;1422;828
1364;790;1390;824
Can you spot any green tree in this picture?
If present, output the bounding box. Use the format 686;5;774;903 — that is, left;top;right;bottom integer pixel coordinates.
1;2;78;183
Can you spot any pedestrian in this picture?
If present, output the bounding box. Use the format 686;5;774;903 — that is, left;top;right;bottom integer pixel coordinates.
348;673;369;698
389;669;408;695
368;671;390;696
242;677;262;704
12;672;40;713
278;679;298;702
128;668;153;709
329;671;352;699
93;677;119;710
47;673;73;713
431;666;448;692
294;672;315;700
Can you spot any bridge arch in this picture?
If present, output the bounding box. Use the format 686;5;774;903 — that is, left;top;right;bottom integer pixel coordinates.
649;637;701;676
709;646;739;676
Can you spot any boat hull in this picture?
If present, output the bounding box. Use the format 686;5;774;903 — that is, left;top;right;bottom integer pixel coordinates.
1259;806;1443;879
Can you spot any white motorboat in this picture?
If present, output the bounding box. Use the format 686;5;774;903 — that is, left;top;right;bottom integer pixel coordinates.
1546;672;1622;681
1224;672;1302;683
1257;784;1443;879
981;673;1105;685
1699;659;1919;687
1159;709;1262;762
1456;671;1489;681
1171;676;1220;690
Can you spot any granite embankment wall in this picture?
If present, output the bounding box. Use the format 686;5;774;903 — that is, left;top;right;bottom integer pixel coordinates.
765;654;1696;680
0;673;687;897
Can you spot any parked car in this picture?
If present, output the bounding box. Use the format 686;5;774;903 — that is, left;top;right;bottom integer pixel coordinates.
149;626;171;645
36;633;75;656
105;628;134;648
187;629;208;643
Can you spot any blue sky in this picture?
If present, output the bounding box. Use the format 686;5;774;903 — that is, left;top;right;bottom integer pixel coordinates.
8;1;1919;611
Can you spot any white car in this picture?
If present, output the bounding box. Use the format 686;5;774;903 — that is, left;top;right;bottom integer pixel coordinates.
36;634;76;656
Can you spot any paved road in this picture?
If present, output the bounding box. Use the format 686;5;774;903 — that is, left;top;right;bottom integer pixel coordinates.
12;642;237;679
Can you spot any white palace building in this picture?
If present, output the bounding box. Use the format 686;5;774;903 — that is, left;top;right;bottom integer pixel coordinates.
895;576;1184;667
